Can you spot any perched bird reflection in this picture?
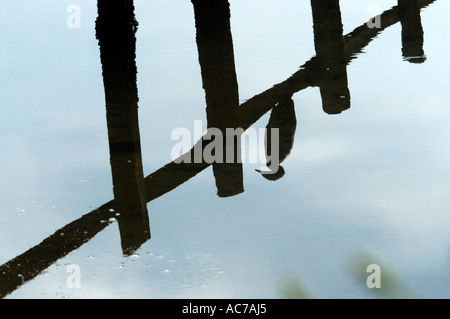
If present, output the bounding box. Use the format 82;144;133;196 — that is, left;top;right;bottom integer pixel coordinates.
256;96;297;181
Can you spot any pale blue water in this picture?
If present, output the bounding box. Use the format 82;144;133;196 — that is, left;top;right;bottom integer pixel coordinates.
0;0;449;298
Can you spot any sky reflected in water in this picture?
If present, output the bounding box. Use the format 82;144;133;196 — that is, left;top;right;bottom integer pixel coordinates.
1;0;449;298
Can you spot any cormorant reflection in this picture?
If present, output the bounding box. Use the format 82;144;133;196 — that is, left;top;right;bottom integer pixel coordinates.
96;0;150;255
256;96;297;181
257;0;348;179
192;0;244;197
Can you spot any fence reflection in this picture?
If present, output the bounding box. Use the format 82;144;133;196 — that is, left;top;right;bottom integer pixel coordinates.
0;0;436;298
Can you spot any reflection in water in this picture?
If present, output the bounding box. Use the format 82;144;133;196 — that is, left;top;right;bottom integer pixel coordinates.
256;97;297;181
193;0;244;197
399;0;426;63
0;201;114;299
96;0;150;255
310;0;350;115
0;0;437;298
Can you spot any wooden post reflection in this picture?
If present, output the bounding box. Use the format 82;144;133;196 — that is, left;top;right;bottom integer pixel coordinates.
96;0;150;255
398;0;426;63
310;0;350;114
192;0;244;197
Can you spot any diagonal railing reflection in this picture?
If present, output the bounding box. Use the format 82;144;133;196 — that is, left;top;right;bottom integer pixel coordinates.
0;0;436;298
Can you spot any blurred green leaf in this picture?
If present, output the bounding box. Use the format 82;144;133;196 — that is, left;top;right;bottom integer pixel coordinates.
278;271;314;299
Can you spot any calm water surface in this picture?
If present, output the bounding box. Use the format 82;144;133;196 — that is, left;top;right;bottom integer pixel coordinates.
1;0;449;298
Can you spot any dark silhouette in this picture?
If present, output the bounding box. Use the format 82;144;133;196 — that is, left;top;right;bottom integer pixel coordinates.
310;0;350;115
0;201;115;299
256;96;297;181
0;0;436;298
398;0;427;63
192;0;244;197
96;0;150;255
